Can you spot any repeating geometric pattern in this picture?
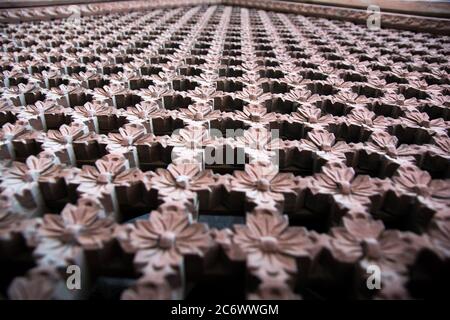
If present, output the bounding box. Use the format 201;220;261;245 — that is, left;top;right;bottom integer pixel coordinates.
0;4;449;300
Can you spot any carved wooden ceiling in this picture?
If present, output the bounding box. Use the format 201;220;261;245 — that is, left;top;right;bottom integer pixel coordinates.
0;0;449;300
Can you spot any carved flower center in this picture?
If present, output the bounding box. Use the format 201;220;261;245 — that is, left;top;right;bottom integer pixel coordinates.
260;236;279;253
321;142;332;152
364;118;373;126
193;112;204;121
413;183;431;197
122;136;134;146
255;178;271;192
420;120;430;128
175;175;190;189
159;231;176;249
250;113;261;122
384;145;397;156
97;173;112;184
309;115;318;124
23;170;40;182
62;224;84;244
337;181;352;195
362;238;382;259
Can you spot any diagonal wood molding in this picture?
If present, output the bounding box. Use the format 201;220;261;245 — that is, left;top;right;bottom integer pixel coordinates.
283;1;450;19
223;0;450;34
